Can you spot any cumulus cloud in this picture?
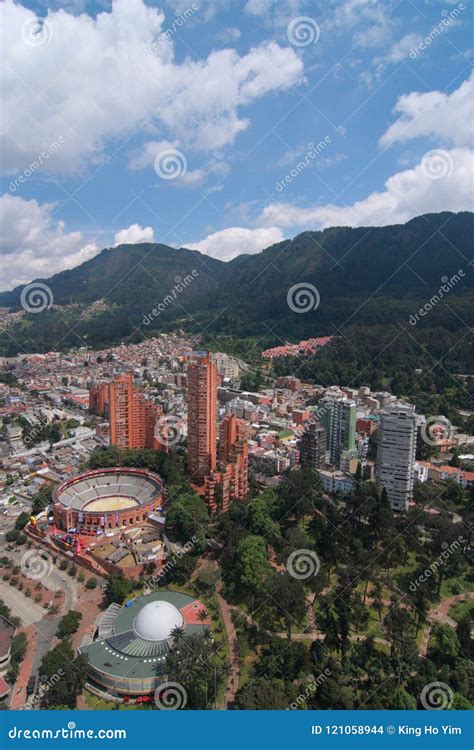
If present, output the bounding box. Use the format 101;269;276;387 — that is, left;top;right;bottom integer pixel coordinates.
114;224;154;246
186;226;284;261
257;148;473;229
0;195;99;290
380;72;474;148
1;0;303;176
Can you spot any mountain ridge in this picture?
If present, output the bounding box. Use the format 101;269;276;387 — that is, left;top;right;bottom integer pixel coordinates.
0;211;472;356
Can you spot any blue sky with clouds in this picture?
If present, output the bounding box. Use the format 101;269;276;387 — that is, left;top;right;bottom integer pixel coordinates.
1;0;472;290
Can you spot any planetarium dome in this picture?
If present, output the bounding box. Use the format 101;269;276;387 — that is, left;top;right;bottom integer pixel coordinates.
133;600;184;642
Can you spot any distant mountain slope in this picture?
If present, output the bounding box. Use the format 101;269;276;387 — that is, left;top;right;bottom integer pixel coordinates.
0;243;224;309
0;212;472;356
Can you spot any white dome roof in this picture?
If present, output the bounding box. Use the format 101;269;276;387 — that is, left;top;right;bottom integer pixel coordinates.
133;600;183;641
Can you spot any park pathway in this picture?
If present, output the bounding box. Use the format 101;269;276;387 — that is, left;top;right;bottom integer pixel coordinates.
215;582;240;708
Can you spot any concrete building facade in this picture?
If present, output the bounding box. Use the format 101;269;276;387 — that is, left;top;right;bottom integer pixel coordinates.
376;405;417;511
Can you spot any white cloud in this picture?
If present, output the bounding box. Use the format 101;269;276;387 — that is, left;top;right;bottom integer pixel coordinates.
385;32;422;63
186;226;284;261
1;0;304;175
257;148;473;229
380;72;474;148
0;195;99;290
128;141;179;172
114;224;154;245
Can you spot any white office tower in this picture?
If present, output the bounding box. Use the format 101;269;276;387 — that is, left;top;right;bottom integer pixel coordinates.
376;405;417;511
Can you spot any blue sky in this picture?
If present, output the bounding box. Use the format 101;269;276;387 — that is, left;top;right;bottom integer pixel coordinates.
1;0;472;289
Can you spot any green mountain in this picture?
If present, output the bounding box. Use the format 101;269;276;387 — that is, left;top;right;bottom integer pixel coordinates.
0;211;472;356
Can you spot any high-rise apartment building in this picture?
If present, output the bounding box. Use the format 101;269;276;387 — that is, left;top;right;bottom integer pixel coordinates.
90;373;160;450
298;421;327;469
318;397;356;465
376;404;417;511
187;351;218;481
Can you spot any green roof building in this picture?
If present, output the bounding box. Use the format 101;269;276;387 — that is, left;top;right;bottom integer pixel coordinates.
80;591;210;698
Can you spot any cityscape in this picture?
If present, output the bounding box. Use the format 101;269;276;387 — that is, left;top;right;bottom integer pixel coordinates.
0;0;472;745
0;330;472;711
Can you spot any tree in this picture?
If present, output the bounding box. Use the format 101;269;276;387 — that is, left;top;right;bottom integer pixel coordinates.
235;678;299;710
15;512;30;530
166;633;225;709
40;640;88;709
166;492;209;550
265;573;307;640
6;632;27;683
5;529;26;545
104;572;133;607
235;535;271;593
392;687;417;709
57;610;82;638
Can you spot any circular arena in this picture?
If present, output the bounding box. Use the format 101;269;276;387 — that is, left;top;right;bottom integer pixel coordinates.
52;467;163;533
80;591;211;698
